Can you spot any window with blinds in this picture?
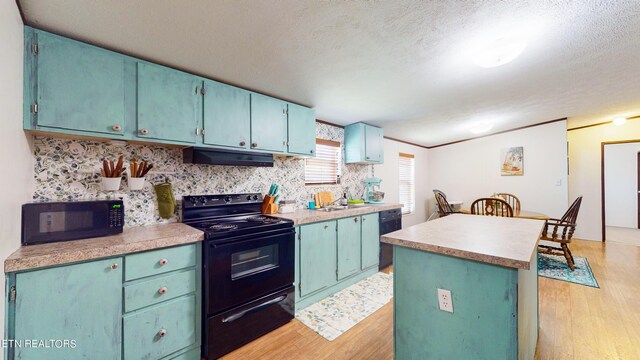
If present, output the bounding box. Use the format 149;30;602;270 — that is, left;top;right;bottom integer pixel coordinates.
305;139;342;185
399;152;415;215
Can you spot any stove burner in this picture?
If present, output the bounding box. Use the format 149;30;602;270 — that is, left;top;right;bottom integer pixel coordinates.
246;216;281;224
207;224;239;231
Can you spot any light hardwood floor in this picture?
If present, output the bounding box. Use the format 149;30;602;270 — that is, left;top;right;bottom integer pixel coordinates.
221;240;640;360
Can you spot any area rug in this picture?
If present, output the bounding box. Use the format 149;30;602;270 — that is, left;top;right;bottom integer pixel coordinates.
538;253;599;288
295;272;393;341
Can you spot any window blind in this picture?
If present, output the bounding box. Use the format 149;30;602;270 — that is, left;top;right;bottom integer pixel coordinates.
305;139;342;185
399;152;415;215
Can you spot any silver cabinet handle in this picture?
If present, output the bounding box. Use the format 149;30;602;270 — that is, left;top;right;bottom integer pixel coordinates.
158;287;168;295
240;141;246;146
196;128;200;135
139;129;149;135
222;295;287;323
110;263;119;270
112;124;122;132
158;329;167;337
159;258;168;266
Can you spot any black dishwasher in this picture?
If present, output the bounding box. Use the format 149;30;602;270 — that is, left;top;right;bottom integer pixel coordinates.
379;208;402;269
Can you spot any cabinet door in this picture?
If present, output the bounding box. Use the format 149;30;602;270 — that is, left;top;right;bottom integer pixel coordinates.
137;62;201;144
13;258;123;360
203;80;250;149
361;213;380;269
250;94;287;153
364;125;384;163
337;216;362;280
36;32;126;136
287;103;316;156
299;221;337;297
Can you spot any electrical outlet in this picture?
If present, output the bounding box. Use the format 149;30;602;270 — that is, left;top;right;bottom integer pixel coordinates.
437;288;453;313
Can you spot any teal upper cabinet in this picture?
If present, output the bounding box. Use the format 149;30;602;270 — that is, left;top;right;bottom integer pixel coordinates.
203;80;250;149
250;93;288;153
344;122;384;164
337;216;362;280
287;103;316;156
137;62;202;144
31;31;126;136
361;212;380;269
11;258;123;360
299;221;338;297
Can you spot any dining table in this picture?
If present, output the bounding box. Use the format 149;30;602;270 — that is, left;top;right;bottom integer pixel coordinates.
459;208;549;220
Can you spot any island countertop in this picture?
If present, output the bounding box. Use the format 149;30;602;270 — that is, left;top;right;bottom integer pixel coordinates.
5;223;204;273
271;203;403;225
381;214;544;269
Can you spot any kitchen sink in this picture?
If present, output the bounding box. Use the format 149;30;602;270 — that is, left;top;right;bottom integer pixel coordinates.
316;205;369;212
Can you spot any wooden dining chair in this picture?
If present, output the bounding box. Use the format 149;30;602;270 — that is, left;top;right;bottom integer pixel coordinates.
538;196;583;271
496;193;521;213
470;198;514;217
433;190;459;217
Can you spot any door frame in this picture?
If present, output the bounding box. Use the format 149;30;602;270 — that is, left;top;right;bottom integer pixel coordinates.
600;139;640;242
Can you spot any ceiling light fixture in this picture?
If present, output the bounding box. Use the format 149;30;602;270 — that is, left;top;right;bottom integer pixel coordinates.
469;122;494;134
472;36;528;68
612;117;627;126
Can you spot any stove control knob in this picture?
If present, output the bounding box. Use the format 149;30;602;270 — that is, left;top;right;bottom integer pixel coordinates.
189;198;198;205
252;195;259;201
224;196;232;203
199;197;207;205
246;195;252;201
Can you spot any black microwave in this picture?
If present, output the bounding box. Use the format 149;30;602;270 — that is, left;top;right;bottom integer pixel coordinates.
21;200;124;246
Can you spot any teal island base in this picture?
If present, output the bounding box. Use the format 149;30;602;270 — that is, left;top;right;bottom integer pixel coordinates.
393;246;538;360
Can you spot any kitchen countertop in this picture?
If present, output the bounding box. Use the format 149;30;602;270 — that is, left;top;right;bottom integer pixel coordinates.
381;214;544;269
271;203;403;225
5;223;204;273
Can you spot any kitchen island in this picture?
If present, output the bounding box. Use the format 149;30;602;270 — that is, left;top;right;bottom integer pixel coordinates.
382;214;544;360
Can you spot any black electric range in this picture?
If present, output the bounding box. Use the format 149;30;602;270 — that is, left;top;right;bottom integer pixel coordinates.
182;194;295;360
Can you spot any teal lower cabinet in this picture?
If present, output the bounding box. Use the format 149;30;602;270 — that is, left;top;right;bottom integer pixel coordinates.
360;213;379;269
296;213;381;310
337;216;362;280
9;258;123;360
4;243;202;360
298;221;338;297
393;246;538;360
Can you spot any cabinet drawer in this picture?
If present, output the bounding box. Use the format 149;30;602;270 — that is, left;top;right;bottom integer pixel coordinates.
123;295;197;360
124;269;196;312
165;347;200;360
125;244;196;281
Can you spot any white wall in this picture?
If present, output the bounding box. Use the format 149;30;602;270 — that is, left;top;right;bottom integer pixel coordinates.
428;121;569;221
569;120;640;240
604;143;639;228
0;2;32;349
374;139;429;227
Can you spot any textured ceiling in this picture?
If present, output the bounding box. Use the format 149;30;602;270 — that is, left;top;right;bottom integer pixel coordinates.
19;0;640;146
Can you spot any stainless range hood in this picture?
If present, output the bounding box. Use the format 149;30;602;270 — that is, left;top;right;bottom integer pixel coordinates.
183;148;274;167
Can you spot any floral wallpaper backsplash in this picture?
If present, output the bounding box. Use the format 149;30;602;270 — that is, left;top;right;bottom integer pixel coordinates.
33;123;372;226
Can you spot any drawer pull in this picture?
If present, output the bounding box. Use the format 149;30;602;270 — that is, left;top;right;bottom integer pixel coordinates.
158;329;167;337
159;258;169;266
158;287;168;295
354;217;359;223
139;128;149;135
112;124;122;132
111;263;119;270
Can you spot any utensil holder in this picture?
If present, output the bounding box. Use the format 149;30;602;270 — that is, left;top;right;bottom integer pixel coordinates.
261;195;278;214
127;173;145;191
101;177;122;191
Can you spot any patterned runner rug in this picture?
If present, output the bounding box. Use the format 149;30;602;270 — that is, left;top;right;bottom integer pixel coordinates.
538;253;599;288
295;272;393;341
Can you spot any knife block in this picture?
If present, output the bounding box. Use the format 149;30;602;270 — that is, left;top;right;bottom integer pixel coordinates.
261;195;278;214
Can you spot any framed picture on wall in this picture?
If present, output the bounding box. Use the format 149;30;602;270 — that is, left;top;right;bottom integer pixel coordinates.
501;146;524;176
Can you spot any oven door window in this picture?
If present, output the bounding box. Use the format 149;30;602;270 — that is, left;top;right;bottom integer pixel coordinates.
231;244;279;280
